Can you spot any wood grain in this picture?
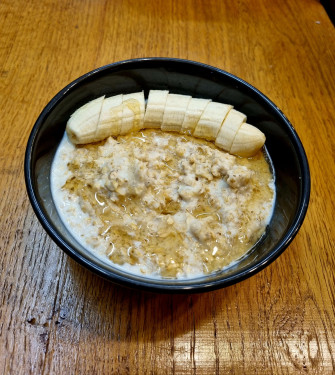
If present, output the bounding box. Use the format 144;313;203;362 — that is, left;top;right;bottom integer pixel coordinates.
0;0;334;373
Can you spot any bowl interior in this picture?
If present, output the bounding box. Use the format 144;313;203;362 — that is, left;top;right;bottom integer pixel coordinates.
25;58;310;292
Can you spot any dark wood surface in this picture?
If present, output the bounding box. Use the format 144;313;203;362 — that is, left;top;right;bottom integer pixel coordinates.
1;0;334;373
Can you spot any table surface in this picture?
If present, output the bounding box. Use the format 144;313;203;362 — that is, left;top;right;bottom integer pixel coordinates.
1;0;334;374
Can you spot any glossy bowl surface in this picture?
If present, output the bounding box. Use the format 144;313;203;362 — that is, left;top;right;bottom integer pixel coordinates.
24;58;310;293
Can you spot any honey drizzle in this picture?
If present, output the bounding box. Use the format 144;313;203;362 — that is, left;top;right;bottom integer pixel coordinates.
63;130;274;277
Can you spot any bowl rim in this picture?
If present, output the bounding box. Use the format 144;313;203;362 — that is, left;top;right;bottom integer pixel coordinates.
24;57;311;293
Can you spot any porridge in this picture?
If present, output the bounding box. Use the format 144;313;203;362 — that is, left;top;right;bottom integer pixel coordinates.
51;129;275;279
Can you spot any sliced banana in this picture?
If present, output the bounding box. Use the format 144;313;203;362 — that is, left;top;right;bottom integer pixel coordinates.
66;96;104;144
193;102;232;141
181;98;211;134
161;94;192;132
120;91;145;135
143;90;169;129
215;109;246;151
96;94;123;140
65;91;266;157
230;123;266;157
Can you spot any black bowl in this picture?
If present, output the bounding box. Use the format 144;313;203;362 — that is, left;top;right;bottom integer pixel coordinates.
24;58;310;293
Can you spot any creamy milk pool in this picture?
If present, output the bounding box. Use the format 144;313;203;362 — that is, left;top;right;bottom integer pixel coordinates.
51;130;275;279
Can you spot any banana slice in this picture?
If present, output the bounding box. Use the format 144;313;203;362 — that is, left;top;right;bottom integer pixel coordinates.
66;96;104;144
193;102;232;141
229;123;266;157
181;98;211;134
161;94;192;132
144;90;169;128
120;91;145;135
96;94;123;139
215;109;246;151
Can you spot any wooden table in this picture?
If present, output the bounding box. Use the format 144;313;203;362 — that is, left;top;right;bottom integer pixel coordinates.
1;0;334;373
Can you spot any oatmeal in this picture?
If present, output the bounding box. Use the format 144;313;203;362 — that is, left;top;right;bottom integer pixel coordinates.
51;130;275;279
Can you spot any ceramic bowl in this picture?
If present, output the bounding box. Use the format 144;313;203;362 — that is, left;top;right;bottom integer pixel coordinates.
24;58;310;293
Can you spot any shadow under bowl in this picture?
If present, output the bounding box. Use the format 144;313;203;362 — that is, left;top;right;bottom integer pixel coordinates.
24;58;310;293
